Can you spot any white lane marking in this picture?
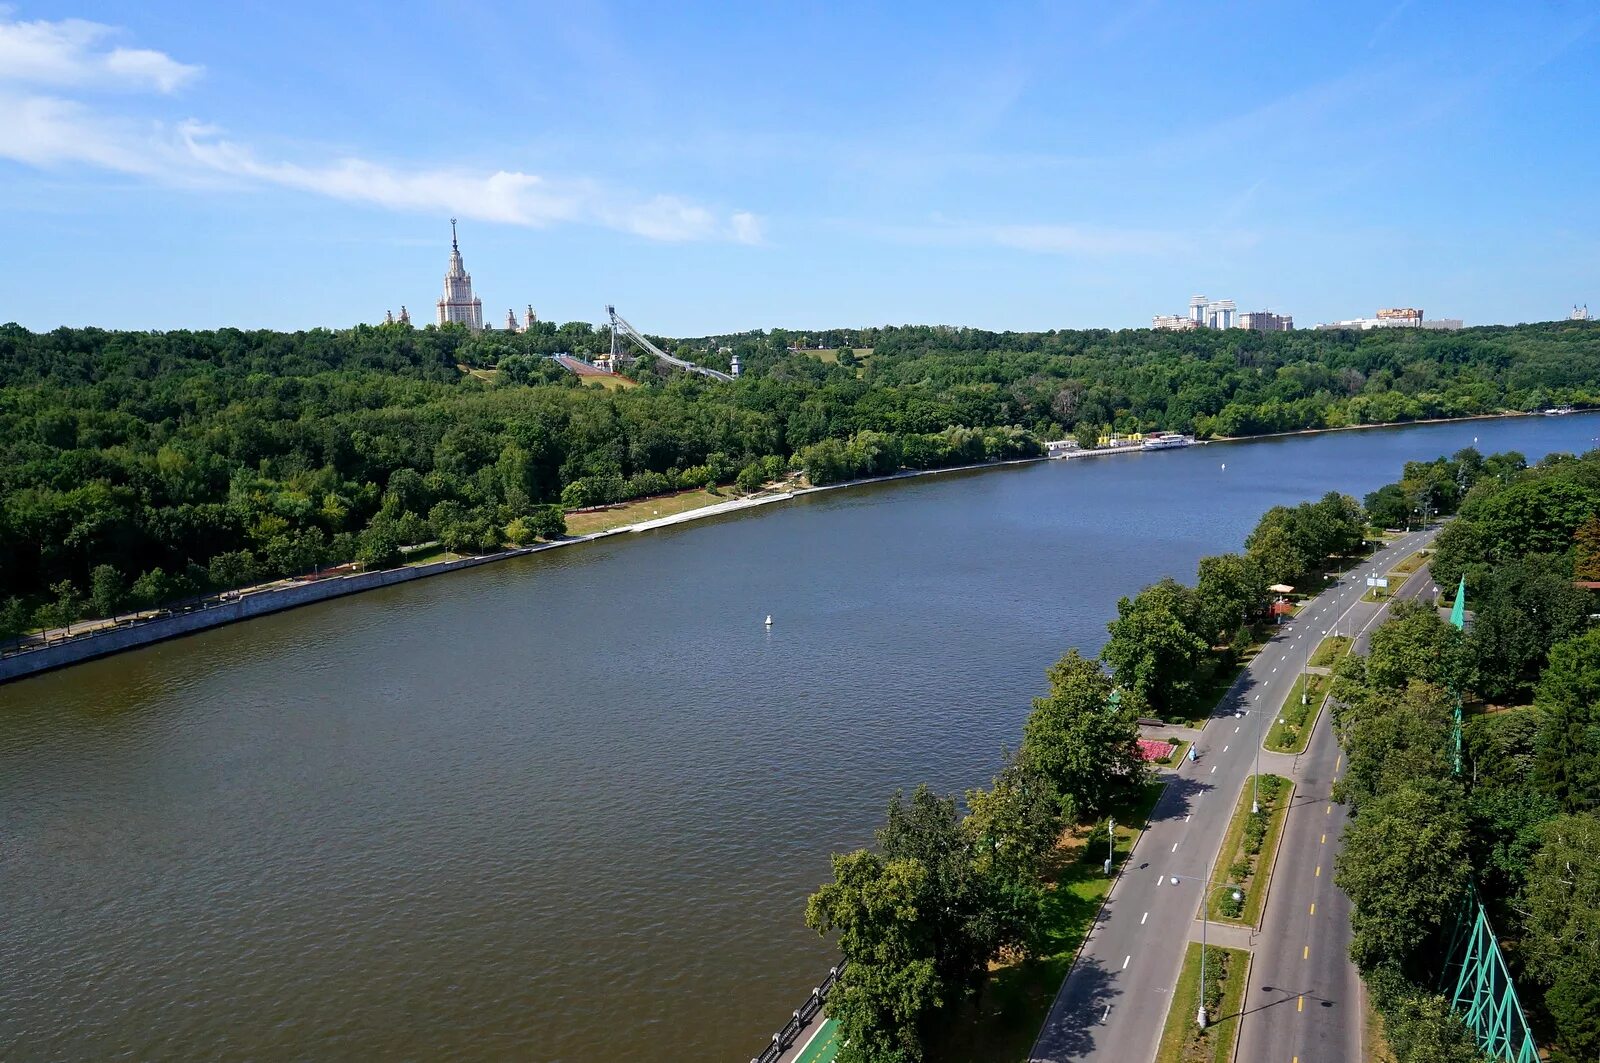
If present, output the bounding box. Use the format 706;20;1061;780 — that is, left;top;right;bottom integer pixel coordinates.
1185;813;1191;822
1101;1004;1111;1023
1210;765;1217;774
1141;911;1149;925
1255;694;1261;700
1223;745;1229;752
1171;842;1179;852
1123;954;1131;970
1272;667;1277;672
1234;726;1240;733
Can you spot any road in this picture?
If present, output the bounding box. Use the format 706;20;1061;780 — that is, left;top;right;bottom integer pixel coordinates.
1235;549;1437;1063
1029;530;1435;1063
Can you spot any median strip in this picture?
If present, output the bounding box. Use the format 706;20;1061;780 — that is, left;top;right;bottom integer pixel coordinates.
1153;943;1252;1063
1207;774;1294;928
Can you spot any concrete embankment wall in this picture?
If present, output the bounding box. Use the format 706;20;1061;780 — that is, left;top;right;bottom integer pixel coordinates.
0;547;549;686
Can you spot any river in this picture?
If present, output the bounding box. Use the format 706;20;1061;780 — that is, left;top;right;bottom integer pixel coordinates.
3;414;1597;1062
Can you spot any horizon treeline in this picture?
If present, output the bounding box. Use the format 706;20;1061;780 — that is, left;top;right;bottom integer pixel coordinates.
3;318;1599;634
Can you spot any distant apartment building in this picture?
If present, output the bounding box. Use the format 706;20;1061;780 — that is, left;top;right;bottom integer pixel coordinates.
1154;295;1241;330
1239;310;1293;332
1376;307;1424;326
1317;307;1462;331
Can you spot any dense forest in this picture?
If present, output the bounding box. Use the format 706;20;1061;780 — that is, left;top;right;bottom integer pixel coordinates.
1334;449;1600;1063
3;317;1599;637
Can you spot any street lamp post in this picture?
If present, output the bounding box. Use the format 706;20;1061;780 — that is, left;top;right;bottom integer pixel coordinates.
1104;815;1115;876
1170;875;1243;1027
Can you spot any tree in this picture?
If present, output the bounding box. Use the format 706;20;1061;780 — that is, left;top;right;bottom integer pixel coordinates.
0;597;29;641
1573;516;1600;581
963;754;1061;959
1195;553;1269;642
1100;581;1211;720
1245;522;1308;586
1522;813;1600;1063
1073;421;1100;450
1533;629;1600;811
1021;650;1146;818
1336;778;1471;975
877;786;993;995
806;851;941;1063
529;505;567;540
1366;600;1469;692
1335;680;1456;811
357;524;403;570
88;563;123;618
1466;553;1589;702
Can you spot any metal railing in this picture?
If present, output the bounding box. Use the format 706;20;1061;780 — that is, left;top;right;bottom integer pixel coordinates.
750;962;846;1063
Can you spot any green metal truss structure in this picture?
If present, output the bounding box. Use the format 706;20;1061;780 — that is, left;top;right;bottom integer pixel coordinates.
1441;893;1540;1063
1439;578;1537;1063
1448;577;1466;773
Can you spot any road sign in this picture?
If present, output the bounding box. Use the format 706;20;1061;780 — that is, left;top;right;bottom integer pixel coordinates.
1365;576;1389;588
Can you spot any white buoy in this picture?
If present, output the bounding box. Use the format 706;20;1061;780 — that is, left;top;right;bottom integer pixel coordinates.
1221;463;1226;470
764;615;773;627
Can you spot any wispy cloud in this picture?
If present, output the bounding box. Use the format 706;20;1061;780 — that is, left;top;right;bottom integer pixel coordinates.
870;216;1204;258
0;13;201;93
0;13;760;244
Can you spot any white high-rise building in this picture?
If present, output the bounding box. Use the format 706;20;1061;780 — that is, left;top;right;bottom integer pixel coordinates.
436;218;484;330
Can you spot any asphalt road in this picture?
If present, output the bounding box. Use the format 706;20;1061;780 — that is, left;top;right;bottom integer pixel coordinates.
1235;547;1437;1063
1029;530;1435;1063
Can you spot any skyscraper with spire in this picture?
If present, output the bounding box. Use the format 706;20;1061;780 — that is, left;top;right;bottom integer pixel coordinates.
436;218;484;330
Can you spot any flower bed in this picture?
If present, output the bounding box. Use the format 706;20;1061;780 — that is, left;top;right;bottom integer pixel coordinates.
1137;738;1177;762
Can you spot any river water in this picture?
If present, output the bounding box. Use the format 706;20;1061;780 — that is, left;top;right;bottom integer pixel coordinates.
3;414;1597;1062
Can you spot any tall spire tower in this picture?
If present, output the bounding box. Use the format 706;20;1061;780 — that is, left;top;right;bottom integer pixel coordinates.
436;218;484;330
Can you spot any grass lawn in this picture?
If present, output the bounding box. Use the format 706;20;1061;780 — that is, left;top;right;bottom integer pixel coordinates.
402;544;450;566
1206;774;1292;928
1388;548;1430;577
928;780;1166;1063
1265;672;1330;753
582;374;637;390
1308;634;1352;669
562;488;735;536
1153;943;1251;1063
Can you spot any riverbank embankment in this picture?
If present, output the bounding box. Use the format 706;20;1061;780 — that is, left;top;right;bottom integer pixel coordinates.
2;406;1574;686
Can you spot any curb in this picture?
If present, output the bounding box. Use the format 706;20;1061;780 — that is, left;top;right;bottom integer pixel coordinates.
1227;951;1254;1063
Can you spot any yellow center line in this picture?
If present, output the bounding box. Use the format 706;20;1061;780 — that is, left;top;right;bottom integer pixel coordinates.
1335;754;1342;772
1310;902;1316;915
1303;945;1310;959
1320;833;1326;844
1315;865;1321;877
1326;804;1332;815
1298;994;1304;1012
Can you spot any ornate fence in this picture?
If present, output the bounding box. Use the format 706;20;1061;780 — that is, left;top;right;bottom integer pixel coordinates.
750;963;846;1063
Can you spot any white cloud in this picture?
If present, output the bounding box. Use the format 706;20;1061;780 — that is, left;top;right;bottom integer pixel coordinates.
0;89;762;244
0;14;201;93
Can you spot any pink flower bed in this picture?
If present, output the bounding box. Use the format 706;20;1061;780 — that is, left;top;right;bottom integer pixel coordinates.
1137;738;1176;762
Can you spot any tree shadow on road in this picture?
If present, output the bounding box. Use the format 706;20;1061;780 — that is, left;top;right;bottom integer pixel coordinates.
1024;954;1122;1062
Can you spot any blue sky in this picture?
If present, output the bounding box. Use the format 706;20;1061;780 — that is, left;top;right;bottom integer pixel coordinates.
1;1;1596;335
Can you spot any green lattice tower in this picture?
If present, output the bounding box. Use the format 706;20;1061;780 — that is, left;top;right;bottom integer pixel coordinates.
1448;577;1466;773
1441;892;1540;1063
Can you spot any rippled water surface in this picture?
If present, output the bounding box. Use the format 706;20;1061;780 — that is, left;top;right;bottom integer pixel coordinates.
3;415;1597;1061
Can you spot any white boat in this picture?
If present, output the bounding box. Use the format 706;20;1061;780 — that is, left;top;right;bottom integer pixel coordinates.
1542;405;1576;416
1140;433;1196;451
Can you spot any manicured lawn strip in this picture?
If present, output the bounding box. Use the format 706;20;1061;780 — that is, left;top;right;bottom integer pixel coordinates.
1207;774;1292;928
1153;943;1252;1063
562;488;737;536
1307;634;1351;669
930;780;1166;1063
1265;672;1330;753
1388;548;1429;578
